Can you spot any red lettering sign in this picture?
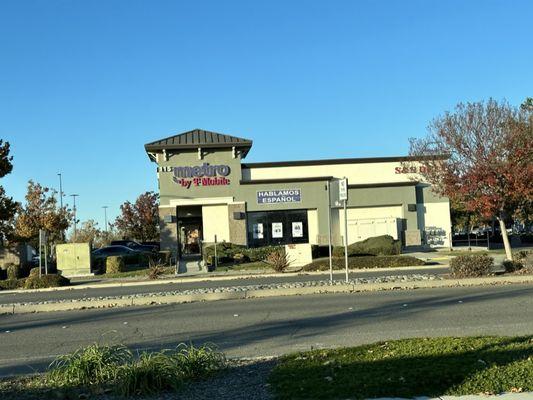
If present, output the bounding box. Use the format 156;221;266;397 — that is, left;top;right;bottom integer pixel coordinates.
175;177;230;188
395;166;430;174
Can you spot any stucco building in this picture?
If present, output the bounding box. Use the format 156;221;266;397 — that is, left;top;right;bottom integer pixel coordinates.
145;129;451;261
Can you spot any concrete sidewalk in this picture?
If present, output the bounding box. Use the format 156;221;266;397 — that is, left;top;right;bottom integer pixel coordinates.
372;393;533;399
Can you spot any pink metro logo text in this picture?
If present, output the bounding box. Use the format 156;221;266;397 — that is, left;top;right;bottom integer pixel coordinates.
172;163;231;189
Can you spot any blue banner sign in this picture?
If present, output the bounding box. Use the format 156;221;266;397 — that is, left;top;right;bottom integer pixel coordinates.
257;189;301;204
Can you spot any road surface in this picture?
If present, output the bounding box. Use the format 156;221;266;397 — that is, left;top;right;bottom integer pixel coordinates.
1;283;532;377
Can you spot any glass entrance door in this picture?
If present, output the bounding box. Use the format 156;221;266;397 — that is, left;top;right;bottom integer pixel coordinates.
179;219;202;256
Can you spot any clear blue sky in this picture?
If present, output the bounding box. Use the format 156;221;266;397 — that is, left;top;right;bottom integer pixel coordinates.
1;0;532;227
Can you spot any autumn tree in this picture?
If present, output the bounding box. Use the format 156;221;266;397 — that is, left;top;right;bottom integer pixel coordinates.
0;140;19;243
113;191;159;242
408;99;532;260
521;97;533;112
70;219;104;247
15;181;73;248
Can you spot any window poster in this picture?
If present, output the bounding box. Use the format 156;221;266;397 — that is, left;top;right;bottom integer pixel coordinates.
252;223;264;239
292;221;303;238
272;222;283;238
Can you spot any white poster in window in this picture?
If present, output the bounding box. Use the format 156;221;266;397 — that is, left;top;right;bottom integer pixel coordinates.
252;223;264;239
272;222;283;238
292;221;303;238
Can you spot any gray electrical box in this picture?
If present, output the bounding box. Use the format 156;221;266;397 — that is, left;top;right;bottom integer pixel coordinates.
164;215;176;223
233;212;245;220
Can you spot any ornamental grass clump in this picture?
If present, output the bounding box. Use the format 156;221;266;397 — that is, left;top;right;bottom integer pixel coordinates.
42;342;226;397
46;344;132;387
266;248;291;272
148;259;166;280
450;254;494;278
115;343;226;397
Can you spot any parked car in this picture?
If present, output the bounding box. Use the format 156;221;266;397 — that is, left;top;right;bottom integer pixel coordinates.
109;240;158;253
141;241;161;252
92;245;141;259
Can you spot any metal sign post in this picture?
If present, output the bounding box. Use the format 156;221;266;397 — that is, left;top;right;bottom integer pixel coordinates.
214;234;218;270
339;178;349;283
38;229;47;277
326;181;333;283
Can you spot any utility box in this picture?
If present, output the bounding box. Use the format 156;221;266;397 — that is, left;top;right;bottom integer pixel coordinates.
56;243;93;277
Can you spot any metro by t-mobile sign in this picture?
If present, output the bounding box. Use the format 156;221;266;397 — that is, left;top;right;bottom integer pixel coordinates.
172;163;231;189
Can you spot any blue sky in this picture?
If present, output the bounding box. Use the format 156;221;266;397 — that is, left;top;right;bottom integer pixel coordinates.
1;0;532;227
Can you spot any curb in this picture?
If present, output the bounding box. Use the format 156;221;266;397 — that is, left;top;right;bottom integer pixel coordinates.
1;274;532;315
0;264;448;295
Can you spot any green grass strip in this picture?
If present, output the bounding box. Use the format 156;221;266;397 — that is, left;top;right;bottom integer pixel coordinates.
269;336;533;399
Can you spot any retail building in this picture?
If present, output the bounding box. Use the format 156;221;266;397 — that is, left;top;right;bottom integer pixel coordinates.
145;129;451;261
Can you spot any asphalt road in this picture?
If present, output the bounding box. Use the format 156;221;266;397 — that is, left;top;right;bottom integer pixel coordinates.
1;283;532;377
0;266;446;305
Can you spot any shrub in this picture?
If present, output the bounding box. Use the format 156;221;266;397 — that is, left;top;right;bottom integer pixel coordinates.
203;242;282;265
266;248;291;272
515;250;533;271
450;254;494;278
503;260;523;273
29;267;41;277
23;274;70;289
0;278;24;290
232;253;249;264
333;235;401;257
46;344;133;387
6;263;22;280
203;242;245;264
302;255;425;271
244;246;282;262
106;256;127;274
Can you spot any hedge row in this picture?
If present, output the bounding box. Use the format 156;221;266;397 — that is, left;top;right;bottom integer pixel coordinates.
449;254;494;278
202;242;282;265
93;252;159;273
302;255;425;271
0;273;70;291
332;235;401;257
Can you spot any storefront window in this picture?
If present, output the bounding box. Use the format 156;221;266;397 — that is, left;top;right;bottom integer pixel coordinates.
247;210;308;247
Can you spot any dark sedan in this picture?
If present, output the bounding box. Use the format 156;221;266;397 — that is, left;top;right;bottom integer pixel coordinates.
92;245;140;259
109;240;158;253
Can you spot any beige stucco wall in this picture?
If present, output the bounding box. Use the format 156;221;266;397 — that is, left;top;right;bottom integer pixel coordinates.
159;207;178;257
243;161;424;184
421;201;452;247
228;203;247;245
307;209;319;244
202;204;230;243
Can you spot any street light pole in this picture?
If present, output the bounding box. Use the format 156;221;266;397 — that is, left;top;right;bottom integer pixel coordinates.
57;173;63;209
71;194;79;241
102;206;108;233
58;173;64;240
